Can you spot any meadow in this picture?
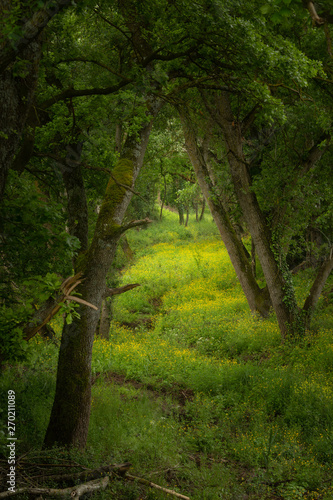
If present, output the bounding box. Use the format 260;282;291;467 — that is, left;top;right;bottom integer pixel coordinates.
1;212;333;499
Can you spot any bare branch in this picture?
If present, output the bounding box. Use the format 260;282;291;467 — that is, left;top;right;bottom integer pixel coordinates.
0;476;109;498
22;272;98;341
103;283;140;298
126;473;191;500
303;0;325;26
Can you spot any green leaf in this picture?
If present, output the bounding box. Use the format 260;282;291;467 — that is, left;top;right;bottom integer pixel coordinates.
279;6;292;16
260;4;271;14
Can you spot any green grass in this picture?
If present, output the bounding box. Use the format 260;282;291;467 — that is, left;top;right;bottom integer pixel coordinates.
1;215;333;499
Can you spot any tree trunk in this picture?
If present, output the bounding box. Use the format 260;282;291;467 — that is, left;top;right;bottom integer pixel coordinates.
44;101;161;449
211;92;300;337
120;235;134;261
178;206;184;225
303;255;333;326
98;299;113;340
159;173;167;220
195;203;199;221
251;238;256;279
185;208;189;227
199;199;206;221
178;104;271;317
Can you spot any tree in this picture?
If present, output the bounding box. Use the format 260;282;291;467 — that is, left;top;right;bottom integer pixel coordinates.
0;0;82;200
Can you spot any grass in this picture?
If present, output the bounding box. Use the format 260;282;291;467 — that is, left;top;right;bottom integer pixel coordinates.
1;211;333;499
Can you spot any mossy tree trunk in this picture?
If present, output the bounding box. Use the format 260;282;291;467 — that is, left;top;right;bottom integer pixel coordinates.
43;102;160;449
178;104;271;317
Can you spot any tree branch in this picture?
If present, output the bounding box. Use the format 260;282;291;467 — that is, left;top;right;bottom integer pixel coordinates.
302;0;325;26
56;58;132;82
103;283;140;299
40;80;130;109
116;218;153;236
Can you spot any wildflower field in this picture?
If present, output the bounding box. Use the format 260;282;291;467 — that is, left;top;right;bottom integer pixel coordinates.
1;212;333;499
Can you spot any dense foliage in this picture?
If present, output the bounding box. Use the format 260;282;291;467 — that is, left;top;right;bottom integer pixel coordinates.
0;0;332;466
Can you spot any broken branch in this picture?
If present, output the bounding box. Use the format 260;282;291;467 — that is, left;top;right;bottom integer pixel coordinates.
22;272;98;341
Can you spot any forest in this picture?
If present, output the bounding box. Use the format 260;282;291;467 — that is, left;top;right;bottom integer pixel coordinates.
0;0;333;498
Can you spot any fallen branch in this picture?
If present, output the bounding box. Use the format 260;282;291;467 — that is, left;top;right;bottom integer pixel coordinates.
126;473;191;500
0;476;109;499
31;462;131;482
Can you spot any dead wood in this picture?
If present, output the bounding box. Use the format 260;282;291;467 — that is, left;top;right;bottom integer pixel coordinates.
0;476;109;499
22;272;97;341
126;473;191;500
31;462;131;483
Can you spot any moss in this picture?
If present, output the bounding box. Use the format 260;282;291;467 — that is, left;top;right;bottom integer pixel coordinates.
94;158;134;241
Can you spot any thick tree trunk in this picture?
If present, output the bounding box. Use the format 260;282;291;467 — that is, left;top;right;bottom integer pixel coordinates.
211;92;300;337
44;102;161;449
178;105;271;317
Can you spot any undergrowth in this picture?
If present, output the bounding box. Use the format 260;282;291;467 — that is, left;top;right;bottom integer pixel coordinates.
1;212;333;499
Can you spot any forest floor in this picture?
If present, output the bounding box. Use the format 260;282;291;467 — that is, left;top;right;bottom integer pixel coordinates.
1;213;333;499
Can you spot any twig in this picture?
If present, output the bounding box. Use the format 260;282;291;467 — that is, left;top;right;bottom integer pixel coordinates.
126;473;191;500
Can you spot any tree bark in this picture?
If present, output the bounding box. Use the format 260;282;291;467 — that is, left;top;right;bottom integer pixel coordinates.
43;99;161;449
98;299;112;340
178;104;271;317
